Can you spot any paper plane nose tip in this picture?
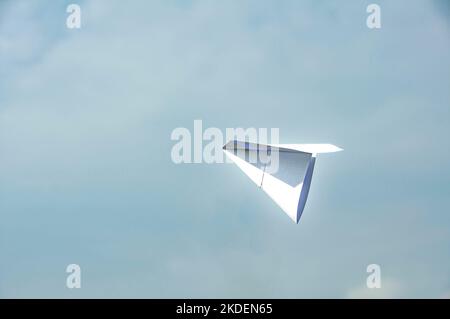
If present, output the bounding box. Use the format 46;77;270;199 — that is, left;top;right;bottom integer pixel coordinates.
222;140;235;150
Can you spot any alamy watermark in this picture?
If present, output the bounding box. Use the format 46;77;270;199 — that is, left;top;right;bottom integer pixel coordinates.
366;4;381;29
66;264;81;289
366;264;381;289
66;4;81;29
170;120;280;174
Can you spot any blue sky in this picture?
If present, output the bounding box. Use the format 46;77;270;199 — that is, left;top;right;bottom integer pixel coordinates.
0;0;449;298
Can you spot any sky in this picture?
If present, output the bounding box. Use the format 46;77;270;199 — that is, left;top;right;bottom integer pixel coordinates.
0;0;449;298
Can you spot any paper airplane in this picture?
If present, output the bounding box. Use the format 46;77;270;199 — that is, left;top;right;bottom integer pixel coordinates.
223;140;342;223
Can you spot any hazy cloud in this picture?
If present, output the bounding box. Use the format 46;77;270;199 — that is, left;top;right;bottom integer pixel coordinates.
0;0;449;298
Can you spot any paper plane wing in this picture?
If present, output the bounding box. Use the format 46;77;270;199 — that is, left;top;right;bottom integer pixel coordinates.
223;140;342;223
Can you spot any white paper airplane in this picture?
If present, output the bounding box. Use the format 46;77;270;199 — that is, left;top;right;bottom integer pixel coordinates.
223;140;342;223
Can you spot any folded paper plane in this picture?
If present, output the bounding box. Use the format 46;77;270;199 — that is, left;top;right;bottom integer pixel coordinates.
223;140;342;223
